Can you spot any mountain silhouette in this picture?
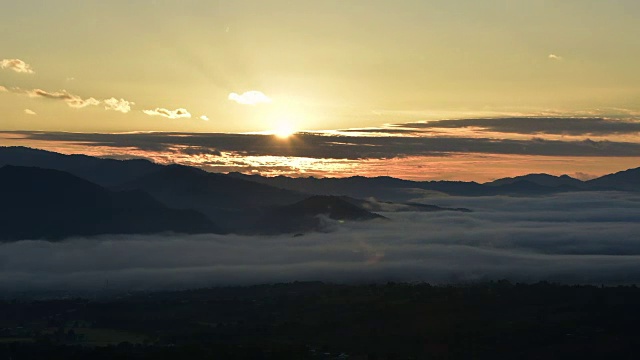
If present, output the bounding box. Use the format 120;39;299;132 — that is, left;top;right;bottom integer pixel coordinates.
3;147;636;204
0;147;637;238
587;167;640;191
226;173;577;201
277;195;386;221
227;173;487;200
486;173;587;188
230;167;639;200
247;195;386;234
0;165;222;241
486;180;585;195
117;164;305;211
115;165;308;233
0;146;160;186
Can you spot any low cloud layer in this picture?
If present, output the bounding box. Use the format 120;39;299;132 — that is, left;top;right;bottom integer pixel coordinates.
143;108;192;119
1;59;34;74
2;192;640;295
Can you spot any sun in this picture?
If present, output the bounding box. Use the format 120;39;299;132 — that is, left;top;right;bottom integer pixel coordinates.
272;121;296;139
264;109;302;139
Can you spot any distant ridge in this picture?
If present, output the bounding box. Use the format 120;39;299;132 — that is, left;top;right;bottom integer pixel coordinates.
1;147;635;198
486;173;587;188
587;167;640;192
0;146;160;186
228;165;638;200
227;172;487;199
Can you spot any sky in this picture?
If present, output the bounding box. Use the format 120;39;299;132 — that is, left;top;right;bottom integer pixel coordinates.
1;0;640;180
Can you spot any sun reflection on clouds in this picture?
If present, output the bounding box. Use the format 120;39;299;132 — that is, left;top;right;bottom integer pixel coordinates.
3;111;640;183
2;131;639;182
190;153;358;178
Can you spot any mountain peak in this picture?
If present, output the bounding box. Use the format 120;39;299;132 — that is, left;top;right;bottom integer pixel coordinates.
279;195;385;221
587;166;640;191
487;173;584;188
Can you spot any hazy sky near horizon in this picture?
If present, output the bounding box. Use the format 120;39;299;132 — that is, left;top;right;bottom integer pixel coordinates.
1;0;640;179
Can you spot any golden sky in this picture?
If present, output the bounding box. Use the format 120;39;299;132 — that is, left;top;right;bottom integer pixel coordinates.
1;1;639;180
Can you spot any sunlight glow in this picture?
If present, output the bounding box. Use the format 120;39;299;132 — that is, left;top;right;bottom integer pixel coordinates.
267;112;300;139
273;123;295;139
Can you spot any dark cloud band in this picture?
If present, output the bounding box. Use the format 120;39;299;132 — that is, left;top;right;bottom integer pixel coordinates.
393;117;640;136
8;128;640;159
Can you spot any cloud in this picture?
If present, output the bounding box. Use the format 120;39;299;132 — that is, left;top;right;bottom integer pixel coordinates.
27;89;100;108
19;89;134;112
548;54;563;61
1;192;640;294
200;115;210;121
11;129;640;160
179;146;222;156
1;83;132;114
143;108;192;119
395;117;640;136
228;91;272;105
103;97;134;113
572;172;598;181
24;109;37;116
0;59;34;74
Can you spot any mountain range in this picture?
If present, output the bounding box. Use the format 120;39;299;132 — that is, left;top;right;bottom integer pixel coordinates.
229;169;638;201
0;146;159;186
0;146;637;240
0;165;221;241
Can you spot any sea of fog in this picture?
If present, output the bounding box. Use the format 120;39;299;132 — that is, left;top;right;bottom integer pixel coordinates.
2;191;640;295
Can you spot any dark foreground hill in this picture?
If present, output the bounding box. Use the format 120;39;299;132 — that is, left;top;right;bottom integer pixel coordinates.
0;166;222;240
